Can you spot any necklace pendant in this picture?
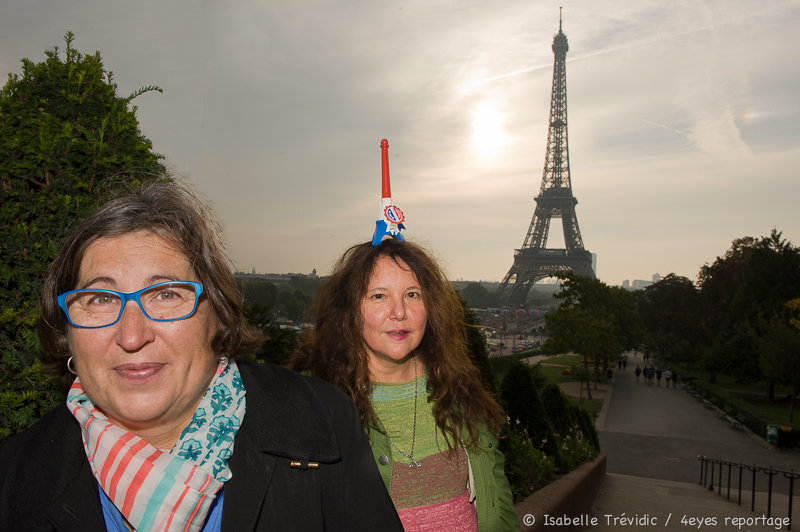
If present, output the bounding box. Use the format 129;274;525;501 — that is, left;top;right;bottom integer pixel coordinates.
408;460;421;468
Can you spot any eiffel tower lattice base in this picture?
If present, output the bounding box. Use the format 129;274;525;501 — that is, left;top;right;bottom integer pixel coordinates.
499;248;594;306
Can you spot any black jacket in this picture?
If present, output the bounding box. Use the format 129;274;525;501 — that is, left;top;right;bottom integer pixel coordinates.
0;362;403;531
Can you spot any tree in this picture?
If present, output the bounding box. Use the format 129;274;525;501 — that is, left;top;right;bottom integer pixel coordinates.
697;236;759;331
542;272;645;397
287;275;324;297
638;274;708;365
0;32;165;440
755;309;800;421
789;299;800;331
698;231;800;385
239;278;279;308
698;237;759;382
733;231;800;317
543;307;613;400
243;303;300;367
276;289;311;322
539;383;598;471
500;361;555;451
460;282;495;309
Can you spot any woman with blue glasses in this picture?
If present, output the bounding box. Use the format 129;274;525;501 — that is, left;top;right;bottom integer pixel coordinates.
0;181;402;531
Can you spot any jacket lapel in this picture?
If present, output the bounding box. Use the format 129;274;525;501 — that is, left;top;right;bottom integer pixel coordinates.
233;363;341;461
220;363;342;530
221;429;277;531
46;456;107;532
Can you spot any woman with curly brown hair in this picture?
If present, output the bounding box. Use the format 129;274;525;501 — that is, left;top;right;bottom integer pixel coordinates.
292;237;518;531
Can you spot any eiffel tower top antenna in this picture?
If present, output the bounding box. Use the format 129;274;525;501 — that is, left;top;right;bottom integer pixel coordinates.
559;6;562;32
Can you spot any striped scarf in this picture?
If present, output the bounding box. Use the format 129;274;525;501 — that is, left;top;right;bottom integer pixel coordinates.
67;359;246;532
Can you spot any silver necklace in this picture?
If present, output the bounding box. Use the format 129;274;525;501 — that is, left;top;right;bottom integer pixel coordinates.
389;357;421;468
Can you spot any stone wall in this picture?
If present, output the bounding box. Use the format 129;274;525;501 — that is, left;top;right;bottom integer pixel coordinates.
514;454;607;531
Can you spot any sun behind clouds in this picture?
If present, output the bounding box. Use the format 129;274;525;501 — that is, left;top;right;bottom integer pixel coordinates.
470;97;511;164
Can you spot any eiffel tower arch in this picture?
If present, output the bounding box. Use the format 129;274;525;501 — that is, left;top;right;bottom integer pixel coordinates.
497;12;595;306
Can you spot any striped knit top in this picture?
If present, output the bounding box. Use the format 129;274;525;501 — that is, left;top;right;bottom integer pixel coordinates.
372;376;478;531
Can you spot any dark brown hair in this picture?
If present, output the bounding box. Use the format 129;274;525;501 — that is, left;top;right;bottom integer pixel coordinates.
39;180;263;388
291;238;504;448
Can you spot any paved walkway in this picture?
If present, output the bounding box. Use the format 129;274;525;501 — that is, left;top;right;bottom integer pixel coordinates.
598;353;798;478
550;351;799;531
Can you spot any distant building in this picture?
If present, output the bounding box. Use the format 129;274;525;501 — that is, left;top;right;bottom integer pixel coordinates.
235;272;291;284
620;274;660;290
236;266;319;281
234;271;319;284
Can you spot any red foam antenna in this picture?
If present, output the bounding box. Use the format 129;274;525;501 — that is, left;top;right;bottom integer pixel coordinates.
381;139;391;198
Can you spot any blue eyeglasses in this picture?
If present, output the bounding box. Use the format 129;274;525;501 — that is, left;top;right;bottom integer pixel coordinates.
57;281;204;329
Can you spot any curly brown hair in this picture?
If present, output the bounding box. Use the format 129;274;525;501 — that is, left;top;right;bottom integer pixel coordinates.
38;180;263;389
291;238;505;449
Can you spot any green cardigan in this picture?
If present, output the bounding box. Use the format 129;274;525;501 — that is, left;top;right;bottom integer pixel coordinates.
368;421;519;531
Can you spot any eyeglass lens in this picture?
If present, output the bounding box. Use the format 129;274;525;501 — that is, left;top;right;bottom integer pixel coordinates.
64;282;199;327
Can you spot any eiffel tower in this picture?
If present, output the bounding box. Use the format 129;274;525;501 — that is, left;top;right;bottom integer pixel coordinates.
497;12;595;306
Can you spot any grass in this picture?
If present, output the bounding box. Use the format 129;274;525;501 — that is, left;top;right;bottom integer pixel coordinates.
670;363;799;431
529;353;583;384
697;377;798;429
566;394;603;418
536;364;577;385
544;353;584;366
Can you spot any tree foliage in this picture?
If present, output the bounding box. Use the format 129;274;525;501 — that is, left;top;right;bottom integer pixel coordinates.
277;289;312;322
697;230;800;384
242;303;300;367
460;282;496;309
499;428;555;502
238;278;279;308
0;32;165;441
286;275;324;297
638;274;708;364
754;308;800;421
789;299;800;332
500;360;557;456
642;230;800;412
541;272;645;397
538;383;598;471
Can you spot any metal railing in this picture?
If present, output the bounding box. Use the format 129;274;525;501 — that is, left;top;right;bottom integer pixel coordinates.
698;455;799;529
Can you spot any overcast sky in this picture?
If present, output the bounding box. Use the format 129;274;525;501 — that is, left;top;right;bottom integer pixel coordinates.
3;0;799;286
